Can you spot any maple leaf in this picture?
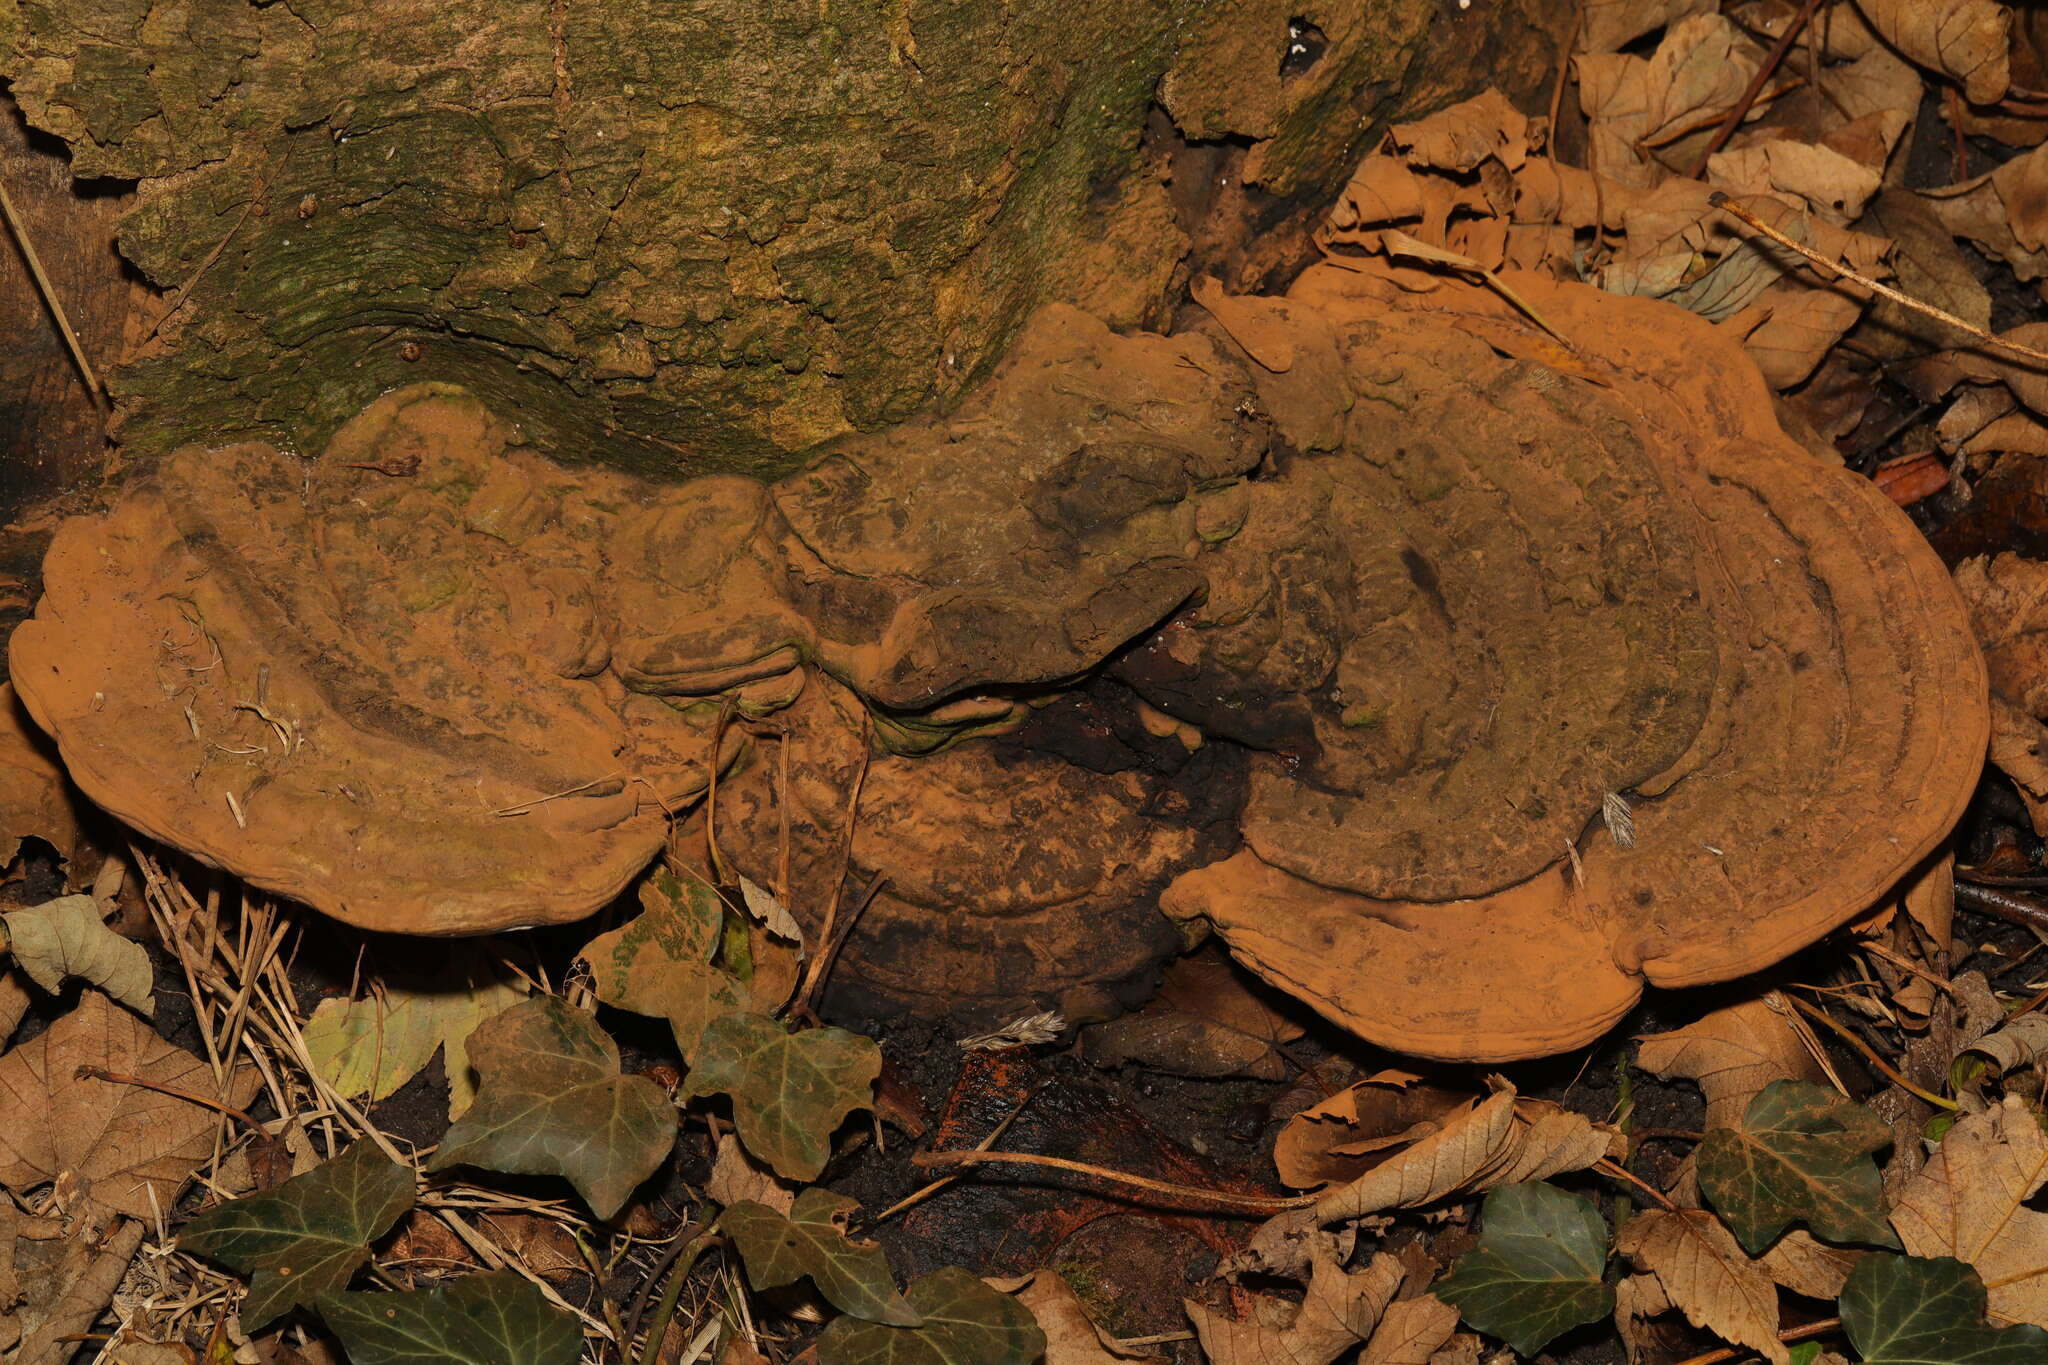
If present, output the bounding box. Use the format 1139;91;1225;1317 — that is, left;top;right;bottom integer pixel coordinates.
0;989;259;1220
1697;1080;1897;1254
1889;1096;2048;1329
318;1270;582;1364
303;942;526;1118
427;997;677;1220
816;1267;1044;1365
178;1142;415;1329
725;1187;918;1325
1435;1182;1614;1357
679;1012;879;1183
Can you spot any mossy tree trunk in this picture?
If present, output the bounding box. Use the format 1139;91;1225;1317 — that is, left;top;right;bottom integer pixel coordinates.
2;0;1569;481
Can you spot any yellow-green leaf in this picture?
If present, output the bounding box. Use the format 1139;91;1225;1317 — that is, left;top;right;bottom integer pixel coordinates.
303;943;525;1119
2;895;153;1016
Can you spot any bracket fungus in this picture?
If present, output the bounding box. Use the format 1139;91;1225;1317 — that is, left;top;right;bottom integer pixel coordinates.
8;263;1987;1060
1150;264;1988;1059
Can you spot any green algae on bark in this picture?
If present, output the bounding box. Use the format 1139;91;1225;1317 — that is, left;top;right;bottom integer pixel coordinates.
2;0;1567;478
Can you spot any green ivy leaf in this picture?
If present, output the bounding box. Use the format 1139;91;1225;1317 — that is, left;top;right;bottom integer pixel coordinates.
726;1188;919;1325
817;1267;1043;1365
427;997;677;1220
577;869;748;1059
178;1142;414;1329
1435;1182;1614;1357
1841;1254;2048;1364
303;943;526;1119
679;1012;880;1182
1697;1080;1899;1255
2;895;153;1015
317;1270;582;1365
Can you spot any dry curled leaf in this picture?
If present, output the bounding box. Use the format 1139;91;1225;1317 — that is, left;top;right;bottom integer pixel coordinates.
1;896;154;1017
1274;1075;1469;1191
1312;1085;1617;1223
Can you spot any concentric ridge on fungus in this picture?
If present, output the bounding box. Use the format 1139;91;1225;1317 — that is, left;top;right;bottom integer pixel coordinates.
8;271;1987;1061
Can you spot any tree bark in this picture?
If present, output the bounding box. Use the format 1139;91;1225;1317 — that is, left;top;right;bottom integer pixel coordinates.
2;0;1570;478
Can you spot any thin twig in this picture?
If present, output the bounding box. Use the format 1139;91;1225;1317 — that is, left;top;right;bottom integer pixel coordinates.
0;171;108;410
1594;1157;1680;1212
1689;0;1824;177
1785;994;1958;1111
73;1067;267;1131
864;1084;1045;1228
795;711;874;1015
1958;882;2048;936
1710;192;2048;368
1669;1317;1841;1365
911;1149;1310;1215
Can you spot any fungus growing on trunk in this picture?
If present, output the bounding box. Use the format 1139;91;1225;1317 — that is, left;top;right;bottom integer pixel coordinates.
7;267;1987;1060
1152;266;1988;1060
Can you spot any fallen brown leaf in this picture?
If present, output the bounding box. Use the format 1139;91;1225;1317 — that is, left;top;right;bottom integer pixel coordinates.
1617;1207;1787;1364
1188;1250;1446;1365
1273;1077;1469;1191
1082;952;1302;1081
1313;1085;1618;1223
0;991;260;1220
1889;1095;2048;1328
1855;0;2011;103
1637;994;1826;1129
1756;1228;1862;1300
998;1269;1162;1363
706;1131;797;1215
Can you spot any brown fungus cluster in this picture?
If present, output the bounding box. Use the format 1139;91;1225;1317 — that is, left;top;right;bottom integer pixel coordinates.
9;268;1987;1060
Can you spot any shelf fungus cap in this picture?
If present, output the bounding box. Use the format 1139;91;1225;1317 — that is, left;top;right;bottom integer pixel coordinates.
1156;268;1989;1061
8;386;715;935
711;675;1227;1021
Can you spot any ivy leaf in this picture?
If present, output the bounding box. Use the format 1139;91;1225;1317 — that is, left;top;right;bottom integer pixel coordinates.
317;1270;582;1364
679;1012;880;1182
817;1267;1044;1365
725;1188;919;1325
1697;1080;1898;1255
426;997;676;1220
1841;1254;2048;1364
578;870;748;1060
178;1142;415;1329
1435;1182;1614;1357
303;943;527;1119
2;895;154;1015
